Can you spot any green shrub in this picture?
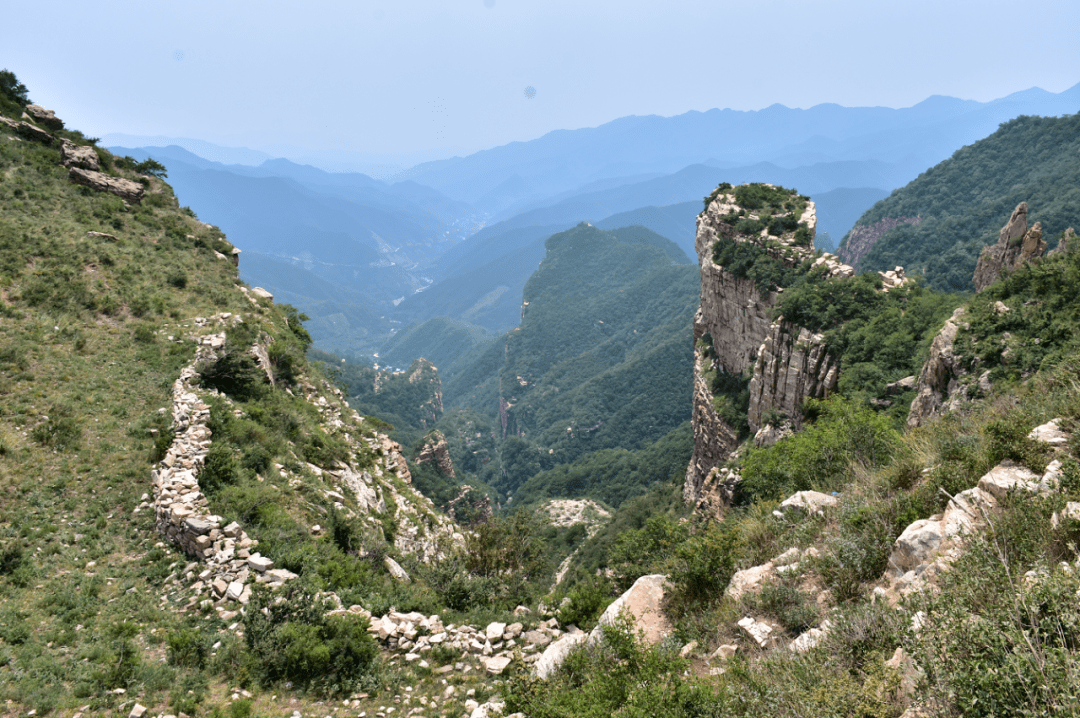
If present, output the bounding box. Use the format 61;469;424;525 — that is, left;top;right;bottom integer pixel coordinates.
30;408;81;451
198;442;244;494
748;583;820;633
556;575;614;630
198;350;266;401
738;397;900;503
166;628;210;669
668;523;738;611
243;581;379;695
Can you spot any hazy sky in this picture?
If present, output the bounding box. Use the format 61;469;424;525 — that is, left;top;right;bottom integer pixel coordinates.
4;0;1078;164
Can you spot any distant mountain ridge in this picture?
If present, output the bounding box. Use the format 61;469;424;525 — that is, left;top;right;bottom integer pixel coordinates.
402;83;1080;215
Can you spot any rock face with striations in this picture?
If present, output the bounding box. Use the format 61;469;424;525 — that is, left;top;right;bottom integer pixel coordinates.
60;138;100;171
838;216;921;270
25;104;64;131
68;167;145;204
686;185;843;513
972;202;1047;291
906;307;968;428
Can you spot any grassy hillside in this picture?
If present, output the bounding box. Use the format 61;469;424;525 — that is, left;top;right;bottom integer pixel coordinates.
840;112;1080;291
0;79;538;717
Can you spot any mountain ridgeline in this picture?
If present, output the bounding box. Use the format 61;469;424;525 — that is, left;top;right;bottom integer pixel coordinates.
839;112;1080;291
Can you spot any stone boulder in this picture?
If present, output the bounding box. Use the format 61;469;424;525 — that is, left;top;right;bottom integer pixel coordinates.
68;167;144;203
737;616;777;648
889;518;944;575
0;114;53;143
384;556;411;583
779;490;838;517
25;104;63;131
789;619;832;653
60;139;99;170
534;632;588;679
1029;419;1068;446
973;202;1047;291
725;562;777;601
589;574;672;646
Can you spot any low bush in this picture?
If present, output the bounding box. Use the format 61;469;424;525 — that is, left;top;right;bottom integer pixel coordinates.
243;580;380;695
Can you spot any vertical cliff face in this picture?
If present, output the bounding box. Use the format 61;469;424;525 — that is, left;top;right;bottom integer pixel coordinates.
747;321;839;431
686;185;848;511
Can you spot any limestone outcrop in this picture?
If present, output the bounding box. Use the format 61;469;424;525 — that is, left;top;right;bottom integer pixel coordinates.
60;139;99;170
0;113;53;143
684;352;740;516
747;320;839;431
883;422;1068;601
972;202;1047;291
685;188;822;510
906;308;967;429
68;167;145;203
24;104;63;131
417;430;455;478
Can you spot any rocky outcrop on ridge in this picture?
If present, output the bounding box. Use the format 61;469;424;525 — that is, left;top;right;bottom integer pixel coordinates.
686;188;821;510
906;308;969;429
882;420;1068;602
68;166;145;204
838;216;922;270
25;103;64;131
417;430;455;478
59;138;99;170
0;113;53;143
972;202;1047;291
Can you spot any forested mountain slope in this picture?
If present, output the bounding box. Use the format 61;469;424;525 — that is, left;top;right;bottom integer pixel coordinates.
839;112;1080;291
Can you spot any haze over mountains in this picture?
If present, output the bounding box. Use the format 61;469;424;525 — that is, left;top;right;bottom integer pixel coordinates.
111;81;1080;365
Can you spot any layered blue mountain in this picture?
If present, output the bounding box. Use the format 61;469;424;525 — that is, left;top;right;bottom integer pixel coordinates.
112;82;1080;364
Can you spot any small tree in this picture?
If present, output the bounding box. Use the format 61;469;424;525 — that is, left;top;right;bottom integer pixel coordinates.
0;69;29;107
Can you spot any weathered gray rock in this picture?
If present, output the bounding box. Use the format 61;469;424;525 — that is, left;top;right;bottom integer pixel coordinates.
907;308;967;428
747;321;839;433
890;518;944;574
779;490;838;517
534;632;588;679
884;647;921;705
976;461;1043;500
709;644;738;661
68;167;144;203
1029;419;1068;446
838;216;922;270
59;139;99;170
481;655;512;675
725;562;777;601
1049;228;1077;256
522;630;550;648
485;622;507;642
753;422;792;448
1;114;53;143
384;556;411;583
973;203;1047;291
737;616;776;648
250;287;274;300
684;349;740;516
25;104;63;131
886;376;917;394
789;619;831;653
590;574;672;646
